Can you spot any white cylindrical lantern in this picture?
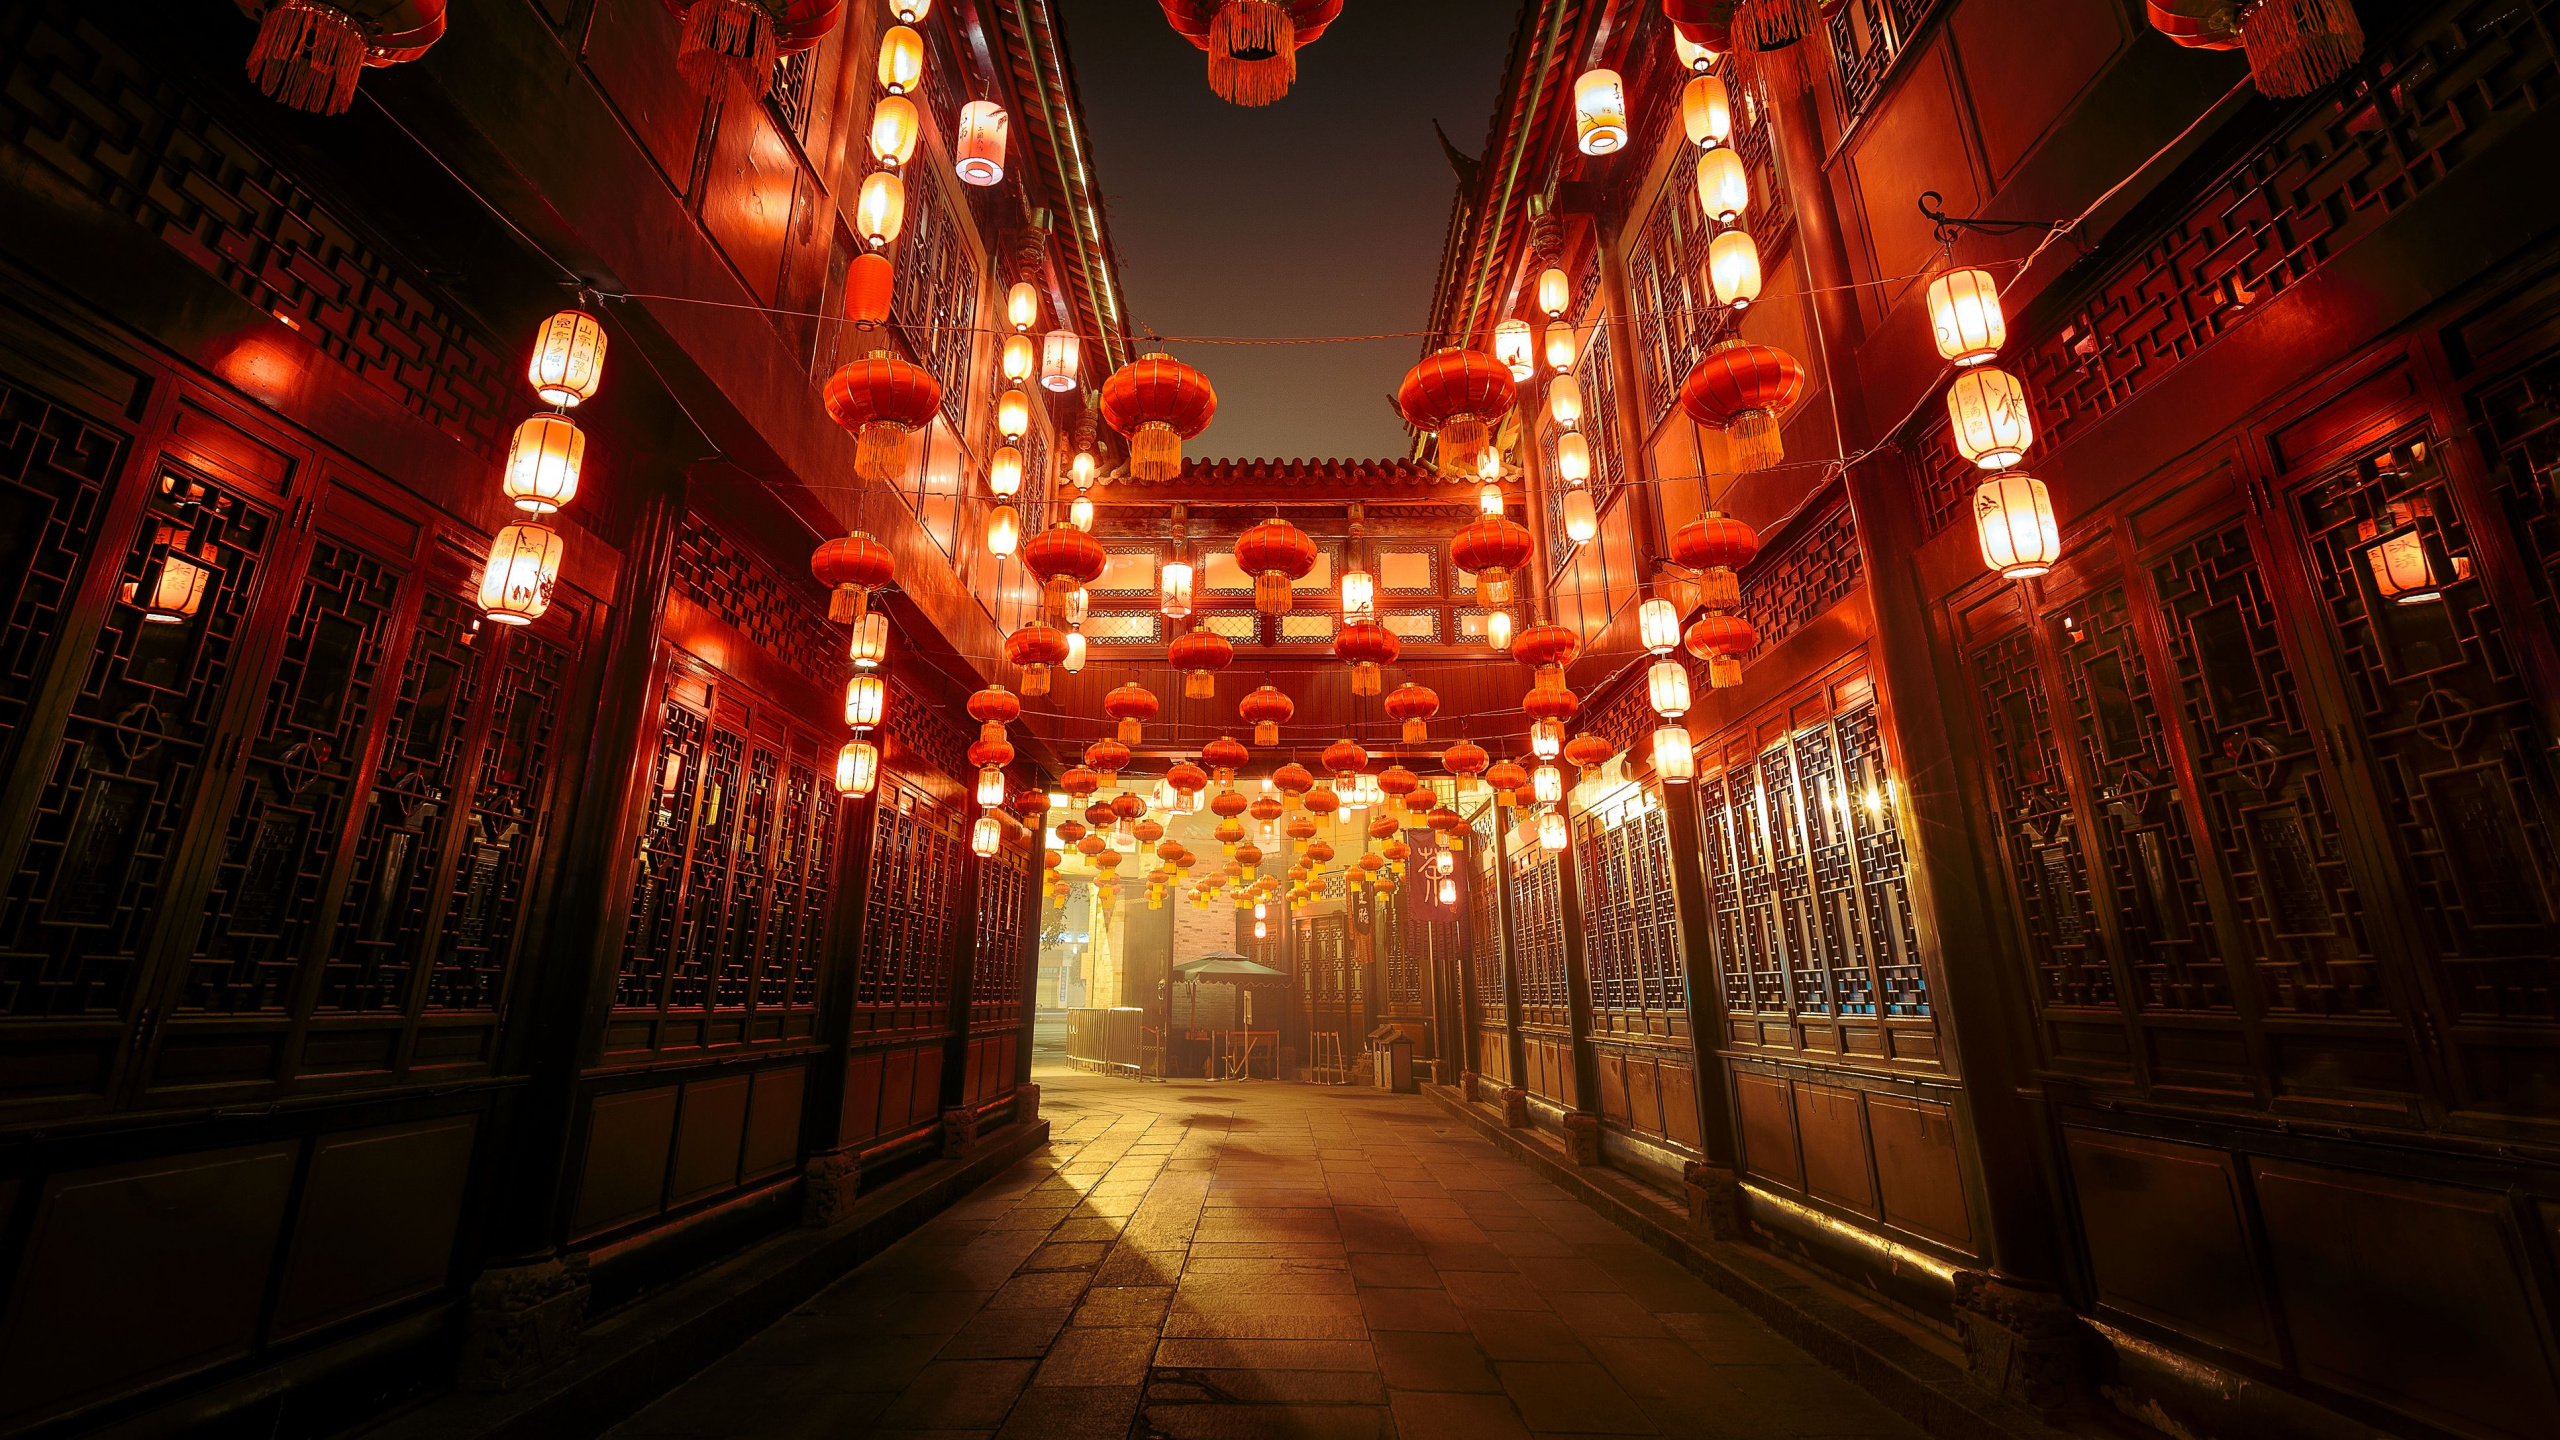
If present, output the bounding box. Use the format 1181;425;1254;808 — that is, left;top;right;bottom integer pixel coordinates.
1341;566;1375;619
1531;719;1564;760
1538;807;1570;852
1532;764;1564;805
1574;68;1628;154
891;0;933;20
1494;319;1535;381
1682;75;1732;147
977;766;1007;807
527;310;606;407
1486;608;1513;651
1538;266;1571;318
1673;28;1717;73
1653;725;1696;783
1974;475;2061;580
1563;487;1597;544
1927;268;2007;366
1545;319;1576;373
986;504;1022;557
1648;658;1692;718
1640;598;1680;655
857;169;905;249
989;445;1024;497
1478;484;1506;517
1007;281;1040;333
1002;332;1035;383
1041;330;1081;392
997;388;1031;442
1063;630;1088;673
502;413;585;515
956;101;1008;185
1071;450;1097;489
137;548;210;625
1948;368;2035;469
972;813;1001;857
836;740;879;797
1696;146;1749;225
878;24;924;94
1549;374;1583;429
848;611;890;670
1161;560;1194;620
1709;228;1763;309
1437;877;1458;905
869;93;920;167
1069;494;1094;531
1556;431;1592;486
844;674;887;729
478;522;562;626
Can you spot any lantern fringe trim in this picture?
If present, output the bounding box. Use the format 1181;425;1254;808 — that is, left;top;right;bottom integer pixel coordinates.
1130;419;1184;481
676;0;781;107
1208;0;1299;106
1742;0;1818;52
1437;415;1491;479
2241;0;2364;98
1402;718;1429;743
247;0;367;115
855;420;915;485
1020;663;1052;698
1254;572;1295;615
1729;410;1785;472
1185;670;1217;700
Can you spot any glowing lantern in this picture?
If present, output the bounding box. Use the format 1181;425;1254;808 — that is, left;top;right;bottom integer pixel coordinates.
988;445;1025;499
1478;484;1508;518
1546;434;1590;491
1235;517;1318;616
1494;319;1536;381
1531;720;1565;760
1007;624;1070;696
527;310;607;408
502;414;584;515
812;532;895;623
1513;623;1582;681
968;734;1015;774
1680;342;1806;473
1204;737;1251;781
1106;683;1159;744
1400;350;1517;480
1062;630;1087;673
1002;334;1036;386
1546;320;1577;373
824;351;940;482
1574;68;1628;154
1335;620;1400;697
1648;658;1693;718
1071;450;1097;489
968;687;1021;733
1169;626;1233;699
1240;685;1294;746
1653;725;1696;783
135;544;210;625
1709;229;1763;309
843;674;886;730
977;768;1008;807
1566;733;1615;783
856;169;904;248
1022;522;1107;615
1387;683;1440;743
1927;268;2008;366
879;24;924;93
1451;515;1534;607
1087;740;1131;784
1102;353;1217;481
1562;488;1598;544
985;505;1023;557
1340;564;1375;620
1549;374;1583;430
479;523;562;626
847;252;894;329
1042;331;1082;392
850;612;891;670
955;101;1008;185
997;389;1033;443
835;740;879;798
2359;499;2463;604
890;0;932;21
1685;613;1759;690
1538;266;1572;318
1682;75;1733;146
972;813;1002;857
1161;559;1195;619
1532;763;1565;806
1443;740;1490;792
1948;368;2035;469
1640;598;1682;655
1539;808;1570;853
238;0;448;115
1321;739;1370;782
1696;146;1749;224
1070;495;1095;530
870;94;921;167
1523;687;1580;726
1007;281;1040;333
1486;608;1514;651
1976;475;2062;581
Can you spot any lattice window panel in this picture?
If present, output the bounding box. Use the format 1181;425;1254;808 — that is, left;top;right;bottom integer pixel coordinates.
1472;829;1507;1025
1384;884;1428;1012
1095;550;1156;595
857;790;964;1024
1574;790;1686;1038
1378;549;1438;595
673;516;843;680
620;702;702;1008
2291;432;2558;1021
1740;496;1864;658
1199;612;1260;643
886;677;972;783
766;49;814;140
1968;622;2113;1009
1279;614;1338;644
891;172;977;433
1730;68;1795;261
1829;0;1941;121
0;11;510;453
972;846;1029;1022
1545;323;1626;573
1509;848;1569;1027
1913;423;1976;542
2476;344;2560;639
1629;157;1737;426
1382;610;1440;643
1837;705;1927;1016
0;381;123;787
1087;611;1161;644
434;625;572;1011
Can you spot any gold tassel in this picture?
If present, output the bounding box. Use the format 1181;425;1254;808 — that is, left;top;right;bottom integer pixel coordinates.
677;0;779;108
2241;0;2364;98
1729;410;1784;472
1255;720;1278;746
1021;663;1051;698
1474;568;1514;609
1709;654;1743;689
246;1;367;116
1119;717;1143;745
1438;416;1490;479
828;585;864;624
1131;420;1183;481
1401;718;1428;743
1255;571;1294;616
1352;662;1381;697
1743;0;1817;52
1208;0;1300;107
856;421;913;484
1697;568;1741;611
1185;670;1216;700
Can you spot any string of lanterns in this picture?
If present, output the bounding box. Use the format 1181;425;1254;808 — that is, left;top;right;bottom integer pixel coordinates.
477;309;605;629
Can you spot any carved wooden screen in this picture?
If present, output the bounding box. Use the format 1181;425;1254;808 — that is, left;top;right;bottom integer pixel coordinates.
855;785;965;1035
1630;165;1734;426
1698;672;1934;1066
971;844;1030;1024
1509;847;1569;1029
1573;787;1686;1041
1470;809;1507;1027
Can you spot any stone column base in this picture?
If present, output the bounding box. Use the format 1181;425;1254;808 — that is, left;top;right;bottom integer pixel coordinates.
1954;1273;2092;1419
1682;1160;1749;1241
1015;1082;1041;1125
1500;1086;1530;1129
802;1150;862;1229
456;1254;590;1392
942;1105;979;1159
1561;1112;1603;1166
1460;1070;1482;1102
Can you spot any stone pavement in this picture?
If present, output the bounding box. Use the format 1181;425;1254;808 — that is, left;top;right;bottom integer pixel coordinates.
603;1070;1924;1439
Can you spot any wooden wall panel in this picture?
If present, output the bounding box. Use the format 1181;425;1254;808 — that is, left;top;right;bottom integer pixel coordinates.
669;1075;752;1206
270;1116;478;1341
1946;0;2127;185
583;0;708;193
1794;1083;1878;1216
2063;1129;2274;1363
699;104;797;307
839;1049;883;1146
1842;40;1979;314
743;1065;806;1180
2254;1160;2560;1439
1735;1070;1802;1190
1867;1095;1970;1250
571;1086;678;1239
0;1143;295;1427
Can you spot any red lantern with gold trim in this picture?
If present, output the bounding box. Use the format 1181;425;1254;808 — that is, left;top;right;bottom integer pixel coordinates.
825;351;942;484
1486;759;1530;808
1442;740;1490;791
1566;733;1617;783
1523;687;1581;724
1101;352;1217;480
1005;623;1070;697
1085;739;1131;783
1451;515;1535;608
1211;788;1249;819
1023;523;1108;618
1320;738;1369;779
1334;619;1401;697
1273;763;1315;806
1235;519;1319;616
1398;348;1517;479
1385;683;1440;743
1240;684;1295;746
240;0;450;116
1105;683;1158;744
1512;623;1581;691
1159;0;1343;107
1169;626;1234;700
1202;735;1251;780
968;685;1022;730
1061;766;1100;799
1684;612;1759;690
1679;341;1806;474
812;531;895;624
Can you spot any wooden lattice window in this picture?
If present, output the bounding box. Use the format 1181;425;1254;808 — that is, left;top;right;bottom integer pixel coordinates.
1573;787;1686;1040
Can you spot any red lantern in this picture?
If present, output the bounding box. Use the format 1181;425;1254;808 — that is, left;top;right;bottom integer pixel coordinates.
2145;0;2242;48
811;532;896;624
1056;819;1088;845
1022;523;1108;616
1566;733;1617;782
1486;759;1530;807
1011;788;1050;822
1137;819;1166;846
1112;792;1148;822
1169;626;1235;700
968;735;1015;771
825;351;943;484
1160;0;1343;106
1385;683;1440;743
1273;763;1315;804
1235;518;1319;616
1451;516;1535;607
240;0;449;115
1006;623;1070;697
1061;766;1100;798
1686;612;1758;690
1523;687;1581;724
1101;353;1217;480
1320;738;1370;778
1671;511;1762;573
1240;684;1296;746
1378;765;1420;800
1236;843;1265;869
1662;0;1735;49
1511;622;1581;676
1211;788;1249;818
1202;735;1251;779
1443;740;1490;789
653;0;840;107
1157;839;1187;864
1680;342;1806;474
1304;787;1340;819
1169;762;1209;798
2148;0;2360;97
1249;792;1285;823
1368;813;1400;841
968;686;1022;729
846;251;894;329
1398;349;1518;479
1106;682;1159;744
1334;619;1401;697
1085;739;1132;781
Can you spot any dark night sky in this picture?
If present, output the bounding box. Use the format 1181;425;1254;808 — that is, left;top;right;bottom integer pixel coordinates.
1055;2;1523;462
